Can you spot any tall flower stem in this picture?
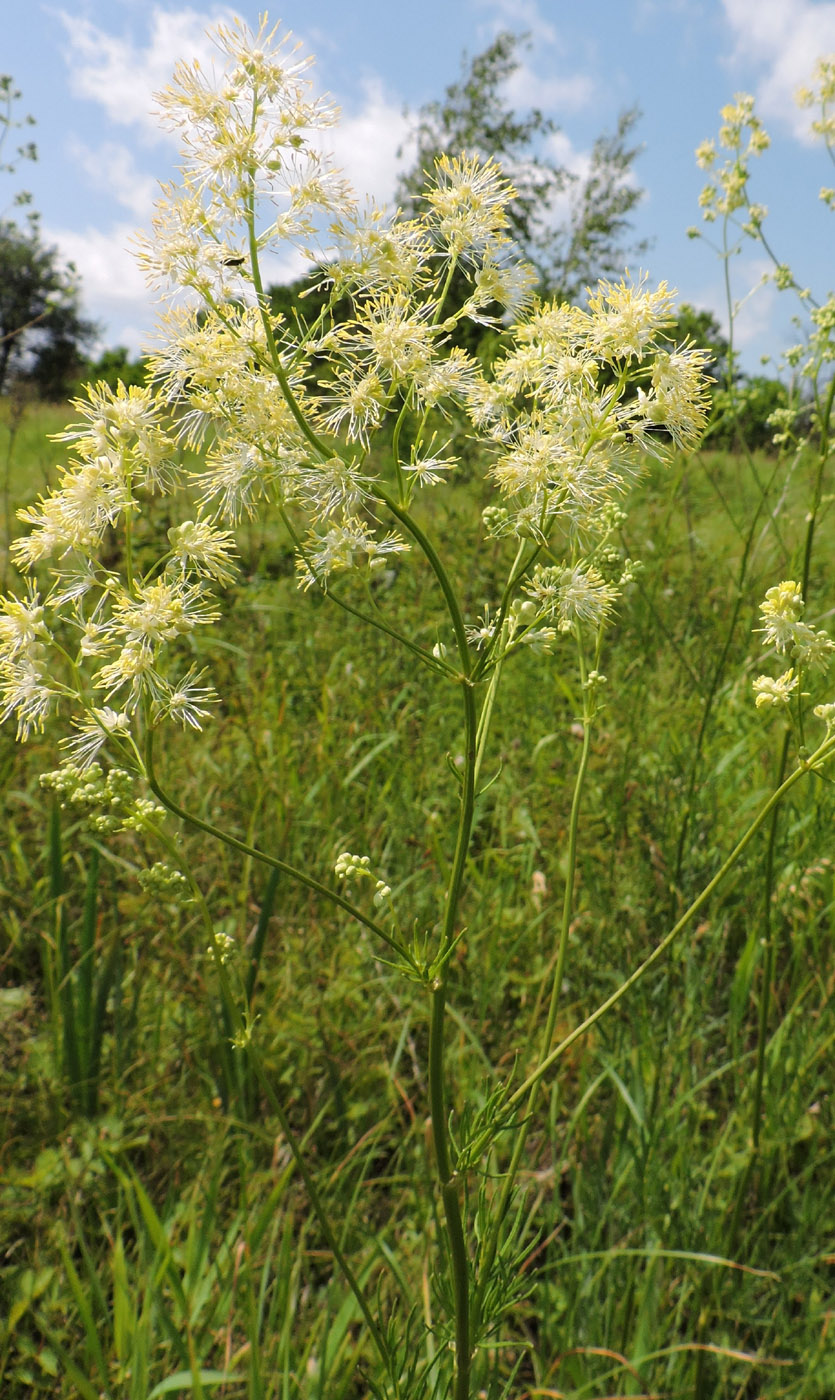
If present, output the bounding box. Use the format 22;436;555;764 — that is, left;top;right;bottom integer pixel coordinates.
428;672;477;1400
506;744;832;1113
146;817;394;1379
474;637;594;1332
381;490;479;1400
143;726;417;971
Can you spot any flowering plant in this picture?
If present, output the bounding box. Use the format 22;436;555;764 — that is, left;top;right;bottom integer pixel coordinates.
3;18;835;1399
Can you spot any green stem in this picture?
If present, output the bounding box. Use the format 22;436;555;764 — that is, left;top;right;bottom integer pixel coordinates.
474;639;594;1326
245;193;336;465
373;474;481;1395
143;726;417;972
472;540;534;682
124;501;134;593
376;487;472;673
432;254;460;327
506;744;830;1112
390;394;410;503
428;675;477;1400
280;504;454;678
473;662;502;793
148;820;393;1378
744;376;833;1169
751;728;789;1155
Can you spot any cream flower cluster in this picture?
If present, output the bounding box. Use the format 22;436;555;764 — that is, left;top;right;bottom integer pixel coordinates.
753;581;834;712
0;14;710;760
696;93;770;224
797;56;835;149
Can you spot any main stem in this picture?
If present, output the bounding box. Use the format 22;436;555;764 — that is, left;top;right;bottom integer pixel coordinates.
474;645;594;1327
430;674;477;1400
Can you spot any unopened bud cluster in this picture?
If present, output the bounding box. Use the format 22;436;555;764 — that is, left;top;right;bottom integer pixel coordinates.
206;930;236;965
137;862;191;902
39;763;164;835
334;851;391;905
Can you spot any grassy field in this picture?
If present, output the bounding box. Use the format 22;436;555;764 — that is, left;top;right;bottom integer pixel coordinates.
2;395;835;1398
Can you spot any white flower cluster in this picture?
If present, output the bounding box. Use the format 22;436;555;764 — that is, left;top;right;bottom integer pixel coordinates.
0;14;711;761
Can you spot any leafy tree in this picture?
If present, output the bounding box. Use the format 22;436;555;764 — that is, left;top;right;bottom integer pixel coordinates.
0;79;98;399
710;375;790;452
670;302;731;388
77;345;149;394
0;219;99;398
395;32;648;301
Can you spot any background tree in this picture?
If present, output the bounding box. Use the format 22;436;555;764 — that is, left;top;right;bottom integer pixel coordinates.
268;33;649;363
0;72;37;216
0;79;98;399
395;32;648;301
77;345;149;395
0;219;98;398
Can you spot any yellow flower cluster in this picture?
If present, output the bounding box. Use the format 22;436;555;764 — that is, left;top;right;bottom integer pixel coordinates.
753;582;835;718
797;55;835;148
0;14;711;757
697;93;770;224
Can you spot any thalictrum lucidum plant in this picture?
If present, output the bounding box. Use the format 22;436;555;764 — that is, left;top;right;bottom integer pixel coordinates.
4;16;835;1399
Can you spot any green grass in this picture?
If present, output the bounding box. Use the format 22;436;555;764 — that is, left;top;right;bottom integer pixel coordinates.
2;397;835;1397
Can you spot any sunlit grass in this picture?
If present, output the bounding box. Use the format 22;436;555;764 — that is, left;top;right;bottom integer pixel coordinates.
1;396;834;1397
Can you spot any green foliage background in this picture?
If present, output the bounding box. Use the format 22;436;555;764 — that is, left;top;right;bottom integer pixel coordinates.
1;397;834;1398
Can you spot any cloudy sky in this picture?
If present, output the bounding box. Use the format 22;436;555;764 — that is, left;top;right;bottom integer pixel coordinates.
4;0;834;371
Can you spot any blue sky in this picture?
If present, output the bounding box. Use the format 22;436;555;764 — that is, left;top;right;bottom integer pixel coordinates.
3;0;835;371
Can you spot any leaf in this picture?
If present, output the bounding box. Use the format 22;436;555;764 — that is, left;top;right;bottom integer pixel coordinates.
146;1371;243;1398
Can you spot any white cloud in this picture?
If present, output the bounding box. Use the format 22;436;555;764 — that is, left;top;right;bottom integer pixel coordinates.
547;130;593;182
730;266;779;353
690;255;780;358
58;5;234;142
49;223;148;308
503;62;595;115
69;140;158;219
539;131;595;223
477;0;558;46
45;222;154;351
474;0;595;116
321;77;413;205
258;245;314;289
57;9;411;210
721;0;835;140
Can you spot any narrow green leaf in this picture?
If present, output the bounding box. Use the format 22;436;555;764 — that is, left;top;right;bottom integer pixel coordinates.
146;1370;242;1398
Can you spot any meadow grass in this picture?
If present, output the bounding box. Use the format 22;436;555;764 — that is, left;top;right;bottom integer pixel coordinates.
2;396;835;1398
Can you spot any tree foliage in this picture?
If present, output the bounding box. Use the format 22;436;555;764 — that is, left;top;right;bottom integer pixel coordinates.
77;345;149;395
0;72;37;214
395;32;648;300
0;219;98;398
0;79;98;400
